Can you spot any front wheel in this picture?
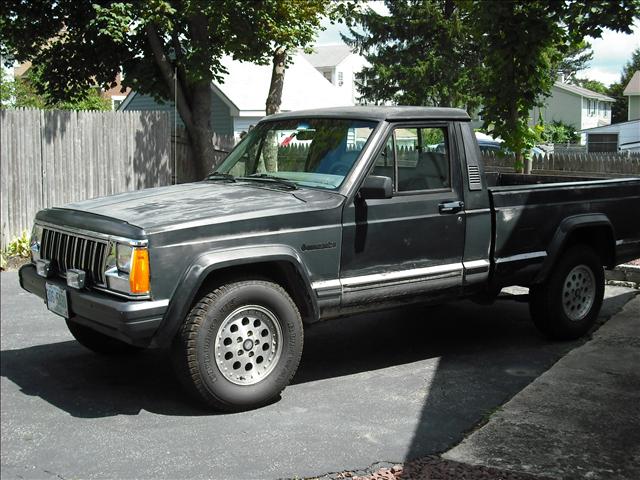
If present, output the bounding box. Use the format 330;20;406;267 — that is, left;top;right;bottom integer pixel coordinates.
171;280;304;412
529;245;605;340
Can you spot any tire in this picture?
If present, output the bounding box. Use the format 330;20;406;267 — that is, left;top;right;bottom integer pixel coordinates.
529;245;604;340
171;280;304;412
66;319;145;355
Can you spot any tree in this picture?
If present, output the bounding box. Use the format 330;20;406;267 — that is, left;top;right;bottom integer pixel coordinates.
609;47;640;123
557;41;593;82
344;0;480;109
0;66;110;110
470;0;638;172
572;78;608;94
1;1;344;177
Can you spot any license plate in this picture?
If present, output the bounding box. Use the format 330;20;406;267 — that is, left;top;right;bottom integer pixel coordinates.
46;283;69;318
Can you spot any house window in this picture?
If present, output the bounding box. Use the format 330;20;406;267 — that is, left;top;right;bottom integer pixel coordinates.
111;95;126;110
587;133;618;153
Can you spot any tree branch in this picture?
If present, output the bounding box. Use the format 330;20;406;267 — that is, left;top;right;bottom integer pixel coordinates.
145;22;194;131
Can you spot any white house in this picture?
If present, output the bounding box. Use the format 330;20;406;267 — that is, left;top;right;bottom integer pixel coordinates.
529;81;615;142
579;120;640;153
623;70;640;121
119;53;350;139
302;44;369;105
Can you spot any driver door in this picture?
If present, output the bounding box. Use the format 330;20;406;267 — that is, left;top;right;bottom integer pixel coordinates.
340;123;466;308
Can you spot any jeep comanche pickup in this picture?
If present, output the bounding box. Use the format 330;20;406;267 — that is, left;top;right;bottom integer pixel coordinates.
19;106;640;411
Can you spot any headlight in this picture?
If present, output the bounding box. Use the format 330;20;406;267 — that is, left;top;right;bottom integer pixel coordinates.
30;225;43;262
105;242;150;296
116;244;133;273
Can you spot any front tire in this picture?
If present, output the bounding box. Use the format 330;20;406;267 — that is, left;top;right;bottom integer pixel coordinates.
171;280;304;412
529;245;604;340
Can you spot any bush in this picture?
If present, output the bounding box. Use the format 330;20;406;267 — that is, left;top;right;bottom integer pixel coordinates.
1;231;31;269
539;121;579;144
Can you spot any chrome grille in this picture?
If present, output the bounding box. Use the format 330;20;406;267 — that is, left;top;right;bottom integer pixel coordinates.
40;228;108;286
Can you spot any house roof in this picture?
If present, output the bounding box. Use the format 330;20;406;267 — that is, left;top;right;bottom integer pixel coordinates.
579;119;640;132
301;44;353;69
213;53;349;115
554;81;615;102
623;71;640;96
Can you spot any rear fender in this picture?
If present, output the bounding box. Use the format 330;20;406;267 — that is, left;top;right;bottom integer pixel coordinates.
534;214;614;284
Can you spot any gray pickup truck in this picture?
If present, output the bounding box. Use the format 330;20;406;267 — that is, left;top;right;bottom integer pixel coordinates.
19;106;640;411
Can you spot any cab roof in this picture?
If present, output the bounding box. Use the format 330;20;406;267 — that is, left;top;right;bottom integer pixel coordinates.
267;106;470;122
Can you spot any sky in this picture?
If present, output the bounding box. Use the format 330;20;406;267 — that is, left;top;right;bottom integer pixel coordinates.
314;11;640;87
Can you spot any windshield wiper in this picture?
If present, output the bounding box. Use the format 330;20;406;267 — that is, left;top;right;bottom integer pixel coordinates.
238;174;298;190
206;172;236;182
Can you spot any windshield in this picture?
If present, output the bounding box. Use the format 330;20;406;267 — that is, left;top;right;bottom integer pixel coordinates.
215;118;378;190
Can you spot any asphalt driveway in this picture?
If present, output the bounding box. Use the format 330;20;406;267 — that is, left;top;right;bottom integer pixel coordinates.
1;271;636;479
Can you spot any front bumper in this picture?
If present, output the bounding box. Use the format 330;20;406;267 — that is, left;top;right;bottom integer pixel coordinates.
19;264;168;346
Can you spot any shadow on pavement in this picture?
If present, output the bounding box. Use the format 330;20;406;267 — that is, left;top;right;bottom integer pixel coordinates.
1;290;636;423
402;288;637;469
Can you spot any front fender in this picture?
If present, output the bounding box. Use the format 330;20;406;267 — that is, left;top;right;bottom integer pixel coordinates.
151;244;317;347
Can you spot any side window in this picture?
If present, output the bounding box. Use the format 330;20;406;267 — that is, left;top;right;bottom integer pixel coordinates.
396;127;450;192
370;135;395;187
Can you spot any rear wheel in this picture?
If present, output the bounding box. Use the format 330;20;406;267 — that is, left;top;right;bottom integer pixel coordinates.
66;319;144;355
171;280;304;412
529;245;604;340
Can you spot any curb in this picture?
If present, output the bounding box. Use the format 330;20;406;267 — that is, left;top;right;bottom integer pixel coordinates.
606;263;640;288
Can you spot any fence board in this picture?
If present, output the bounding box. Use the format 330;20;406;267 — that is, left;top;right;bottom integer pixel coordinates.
0;109;175;248
482;151;640;176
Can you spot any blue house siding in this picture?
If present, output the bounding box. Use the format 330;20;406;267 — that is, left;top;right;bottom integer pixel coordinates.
123;90;234;136
211;94;233;136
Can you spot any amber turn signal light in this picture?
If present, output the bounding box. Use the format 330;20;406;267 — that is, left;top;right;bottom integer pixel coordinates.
129;248;150;294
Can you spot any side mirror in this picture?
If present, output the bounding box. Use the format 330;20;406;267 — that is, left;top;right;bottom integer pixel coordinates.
359;175;393;200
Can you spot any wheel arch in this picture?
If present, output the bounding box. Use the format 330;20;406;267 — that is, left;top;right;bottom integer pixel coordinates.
534;214;616;284
152;245;318;347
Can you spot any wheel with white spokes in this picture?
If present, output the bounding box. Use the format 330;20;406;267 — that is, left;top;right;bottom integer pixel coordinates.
530;245;604;340
214;305;283;386
171;280;303;411
561;265;596;322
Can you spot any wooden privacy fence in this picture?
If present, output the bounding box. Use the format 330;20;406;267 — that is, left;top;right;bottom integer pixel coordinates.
0;109;172;248
482;151;640;177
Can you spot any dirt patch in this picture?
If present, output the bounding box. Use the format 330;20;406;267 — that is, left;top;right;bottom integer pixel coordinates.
1;256;30;271
348;456;550;480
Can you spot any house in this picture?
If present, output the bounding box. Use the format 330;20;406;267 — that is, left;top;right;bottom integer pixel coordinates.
529;81;615;142
579;120;640;153
101;73;130;110
301;44;368;105
8;59;129;110
119;53;349;139
623;70;640;121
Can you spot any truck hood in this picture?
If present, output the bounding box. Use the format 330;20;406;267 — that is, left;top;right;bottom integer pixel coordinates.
60;181;343;232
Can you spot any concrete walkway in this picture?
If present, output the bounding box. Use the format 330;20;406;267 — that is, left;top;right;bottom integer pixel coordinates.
444;296;640;480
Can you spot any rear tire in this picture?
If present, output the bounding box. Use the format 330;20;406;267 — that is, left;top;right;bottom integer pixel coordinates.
171;280;304;412
529;245;604;340
66;319;144;355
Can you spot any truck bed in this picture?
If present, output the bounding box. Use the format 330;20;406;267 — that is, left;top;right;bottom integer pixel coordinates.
485;174;640;288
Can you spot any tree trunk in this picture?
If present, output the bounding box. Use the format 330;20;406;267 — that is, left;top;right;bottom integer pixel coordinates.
262;47;287;172
266;47;287;116
189;81;215;176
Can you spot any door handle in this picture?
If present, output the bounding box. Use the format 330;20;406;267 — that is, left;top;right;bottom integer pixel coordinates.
439;200;464;214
